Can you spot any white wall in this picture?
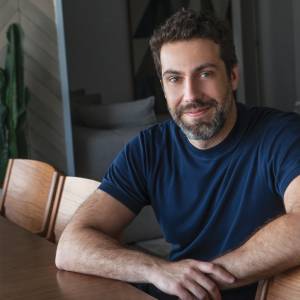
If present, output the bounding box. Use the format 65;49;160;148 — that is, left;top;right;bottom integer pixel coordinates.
0;0;69;174
63;0;134;104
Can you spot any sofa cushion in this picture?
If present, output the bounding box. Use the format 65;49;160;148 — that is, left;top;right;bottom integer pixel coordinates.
73;125;148;179
75;96;156;129
133;238;171;258
121;206;163;243
71;93;102;124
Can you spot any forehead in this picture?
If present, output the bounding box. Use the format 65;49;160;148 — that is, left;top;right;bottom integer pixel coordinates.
160;38;223;72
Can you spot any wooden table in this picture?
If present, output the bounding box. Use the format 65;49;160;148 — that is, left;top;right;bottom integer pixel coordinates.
0;217;155;299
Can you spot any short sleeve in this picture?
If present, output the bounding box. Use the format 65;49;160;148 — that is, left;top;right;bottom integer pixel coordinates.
99;134;150;214
271;113;300;197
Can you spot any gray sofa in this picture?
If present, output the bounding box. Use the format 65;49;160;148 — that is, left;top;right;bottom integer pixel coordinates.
71;93;171;257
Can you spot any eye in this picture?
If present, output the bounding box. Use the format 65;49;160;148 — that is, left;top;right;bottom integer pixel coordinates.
200;71;213;79
167;76;180;83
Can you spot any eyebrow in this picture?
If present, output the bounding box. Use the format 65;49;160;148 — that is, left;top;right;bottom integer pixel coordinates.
162;63;217;78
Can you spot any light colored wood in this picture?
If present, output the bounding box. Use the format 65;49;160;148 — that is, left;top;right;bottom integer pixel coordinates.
24;55;61;97
21;14;58;60
255;268;300;300
0;0;18;31
1;159;60;235
265;267;300;300
29;0;55;21
255;280;269;300
0;216;155;300
0;159;13;213
0;0;69;174
47;176;100;242
20;0;57;40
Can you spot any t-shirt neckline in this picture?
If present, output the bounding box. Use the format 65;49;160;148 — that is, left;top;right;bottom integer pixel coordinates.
177;102;248;159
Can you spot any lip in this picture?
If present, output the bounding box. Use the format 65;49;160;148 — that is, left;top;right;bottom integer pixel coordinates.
184;106;211;117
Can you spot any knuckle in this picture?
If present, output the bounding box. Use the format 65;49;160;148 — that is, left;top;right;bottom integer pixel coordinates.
209;263;217;271
183;269;193;279
199;261;212;269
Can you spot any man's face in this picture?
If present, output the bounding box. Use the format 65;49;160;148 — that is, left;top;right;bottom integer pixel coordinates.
160;38;239;141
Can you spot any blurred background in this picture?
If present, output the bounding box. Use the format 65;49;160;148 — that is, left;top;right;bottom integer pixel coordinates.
0;0;299;179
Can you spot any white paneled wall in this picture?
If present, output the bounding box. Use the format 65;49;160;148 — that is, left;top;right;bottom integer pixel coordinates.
0;0;68;173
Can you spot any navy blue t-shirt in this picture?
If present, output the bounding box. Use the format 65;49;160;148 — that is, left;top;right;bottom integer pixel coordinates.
100;103;300;299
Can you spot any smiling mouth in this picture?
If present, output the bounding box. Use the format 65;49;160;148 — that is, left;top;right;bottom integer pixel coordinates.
184;106;211;117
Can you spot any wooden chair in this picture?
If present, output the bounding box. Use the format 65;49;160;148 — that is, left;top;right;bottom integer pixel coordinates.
0;159;60;235
47;176;100;243
255;267;300;300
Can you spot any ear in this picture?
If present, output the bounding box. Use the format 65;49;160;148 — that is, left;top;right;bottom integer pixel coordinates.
230;65;239;91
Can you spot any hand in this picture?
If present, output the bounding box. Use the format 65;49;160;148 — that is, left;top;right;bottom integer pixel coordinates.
150;259;235;300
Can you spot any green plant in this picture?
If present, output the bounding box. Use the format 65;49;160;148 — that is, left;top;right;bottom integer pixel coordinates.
0;23;30;184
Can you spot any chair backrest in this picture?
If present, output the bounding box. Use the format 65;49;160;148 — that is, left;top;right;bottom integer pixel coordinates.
255;267;300;300
0;159;59;235
47;176;100;243
0;159;13;213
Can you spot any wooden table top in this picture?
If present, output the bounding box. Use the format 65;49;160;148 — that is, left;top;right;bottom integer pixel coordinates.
0;217;155;300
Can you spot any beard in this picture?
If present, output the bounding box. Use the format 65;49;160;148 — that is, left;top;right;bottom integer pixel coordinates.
168;90;233;141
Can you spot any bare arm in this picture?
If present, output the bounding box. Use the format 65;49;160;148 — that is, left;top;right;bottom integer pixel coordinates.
213;175;300;288
55;189;161;282
56;189;235;300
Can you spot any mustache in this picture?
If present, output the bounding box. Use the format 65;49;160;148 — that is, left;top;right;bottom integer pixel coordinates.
177;99;218;115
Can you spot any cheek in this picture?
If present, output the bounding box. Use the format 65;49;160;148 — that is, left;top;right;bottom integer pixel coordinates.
205;80;231;102
163;86;182;108
165;97;179;112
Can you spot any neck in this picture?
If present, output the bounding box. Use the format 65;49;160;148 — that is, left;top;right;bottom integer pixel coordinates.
188;102;237;150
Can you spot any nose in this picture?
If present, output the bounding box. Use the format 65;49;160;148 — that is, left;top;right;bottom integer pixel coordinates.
183;77;202;103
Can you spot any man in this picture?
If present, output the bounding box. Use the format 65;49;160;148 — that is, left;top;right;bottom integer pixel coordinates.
56;8;300;300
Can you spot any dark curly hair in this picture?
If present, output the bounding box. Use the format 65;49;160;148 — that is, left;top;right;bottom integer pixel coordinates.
149;8;237;79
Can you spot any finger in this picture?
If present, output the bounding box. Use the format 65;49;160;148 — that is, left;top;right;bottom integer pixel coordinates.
190;270;221;300
173;283;195;300
183;278;211;300
197;262;236;283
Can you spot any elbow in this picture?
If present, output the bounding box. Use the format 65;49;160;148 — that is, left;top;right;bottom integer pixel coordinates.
55;227;75;271
55;239;68;270
55;253;63;270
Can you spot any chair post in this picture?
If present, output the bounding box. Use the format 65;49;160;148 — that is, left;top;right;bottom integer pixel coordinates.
46;175;66;242
0;159;13;215
255;279;270;300
40;171;63;237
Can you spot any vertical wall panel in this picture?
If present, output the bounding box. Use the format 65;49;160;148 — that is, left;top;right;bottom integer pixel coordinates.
0;0;69;174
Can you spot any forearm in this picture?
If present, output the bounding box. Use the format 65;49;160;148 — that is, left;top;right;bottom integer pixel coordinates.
55;223;164;284
213;213;300;288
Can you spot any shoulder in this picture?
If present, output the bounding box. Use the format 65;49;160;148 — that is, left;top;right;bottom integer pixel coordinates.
239;103;300;135
240;105;300;171
128;119;177;149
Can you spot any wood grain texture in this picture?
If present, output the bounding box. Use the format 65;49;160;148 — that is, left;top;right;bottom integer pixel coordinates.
1;159;60;235
265;268;300;300
255;280;269;300
47;176;100;242
255;268;300;300
0;216;155;300
0;159;13;212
